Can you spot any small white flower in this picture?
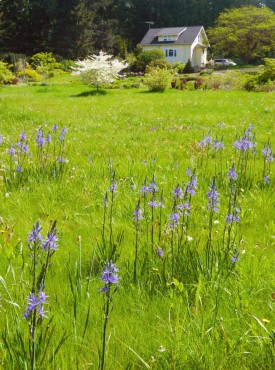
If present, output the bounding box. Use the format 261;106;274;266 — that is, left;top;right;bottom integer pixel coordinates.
158;345;166;352
187;235;193;242
5;193;9;198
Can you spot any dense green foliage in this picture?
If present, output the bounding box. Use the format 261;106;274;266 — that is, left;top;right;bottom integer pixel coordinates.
144;66;173;91
0;61;15;84
136;49;166;72
0;79;274;368
208;6;275;63
0;1;274;59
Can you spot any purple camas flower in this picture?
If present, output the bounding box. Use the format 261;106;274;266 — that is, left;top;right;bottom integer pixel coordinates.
133;204;143;222
16;165;22;173
226;208;240;223
57;156;65;163
28;222;43;245
53;124;58;131
169;212;180;228
262;144;273;162
207;179;219;213
148;176;158;193
22;144;29;154
36;128;45;147
177;202;191;216
228;164;237;181
59;127;67;141
231;256;239;265
140;185;149;194
233;126;256;152
42;230;58;251
109;179;117;193
186;174;198;196
200;132;212;148
8;144;15;157
103;194;108;207
46;133;51;143
212;137;224;151
23;291;48;319
173;184;183;199
156;248;164;258
186;167;191;177
263;175;270;184
100;261;119;294
20;131;26;142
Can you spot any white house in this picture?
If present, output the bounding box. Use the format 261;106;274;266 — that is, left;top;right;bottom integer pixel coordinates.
140;26;209;67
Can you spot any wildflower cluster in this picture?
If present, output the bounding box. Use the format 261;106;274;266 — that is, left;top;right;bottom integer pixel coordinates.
2;126;68;186
100;261;119;292
23;222;58;322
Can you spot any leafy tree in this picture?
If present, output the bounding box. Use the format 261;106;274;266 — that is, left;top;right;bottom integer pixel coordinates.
71;51;128;89
136;49;165;72
208;6;275;63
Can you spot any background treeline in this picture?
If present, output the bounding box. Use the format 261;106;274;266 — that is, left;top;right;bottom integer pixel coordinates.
0;0;275;59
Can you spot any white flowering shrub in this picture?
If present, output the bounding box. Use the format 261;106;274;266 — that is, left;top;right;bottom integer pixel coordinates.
71;51;128;89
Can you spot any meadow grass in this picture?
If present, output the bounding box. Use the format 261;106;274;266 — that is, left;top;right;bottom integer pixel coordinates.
0;78;274;369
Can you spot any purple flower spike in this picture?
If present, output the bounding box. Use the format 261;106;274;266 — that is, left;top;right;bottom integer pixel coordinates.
109;179;117;193
36;128;45;147
148;176;158;193
169;212;180;228
186;174;198;196
28;222;43;245
207;179;219;213
8;144;15;157
156;248;164;258
53;124;58;131
133;204;143;222
100;261;120;295
228;164;237;181
20;131;26;142
263;175;270;184
23;291;48;319
42;230;58;251
173;185;183;199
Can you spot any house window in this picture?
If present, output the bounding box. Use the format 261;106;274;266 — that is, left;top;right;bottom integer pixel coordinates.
165;49;177;57
163;36;172;41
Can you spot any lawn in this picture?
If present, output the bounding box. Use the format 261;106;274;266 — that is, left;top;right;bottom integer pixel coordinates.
0;80;274;369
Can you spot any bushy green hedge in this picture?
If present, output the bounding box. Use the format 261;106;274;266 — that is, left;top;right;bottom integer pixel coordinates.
17;69;43;82
144;66;173;92
0;61;15;84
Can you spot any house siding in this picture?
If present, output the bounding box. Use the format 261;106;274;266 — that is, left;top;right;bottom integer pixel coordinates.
142;44;192;64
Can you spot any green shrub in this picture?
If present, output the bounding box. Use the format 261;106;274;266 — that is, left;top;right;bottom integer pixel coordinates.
172;62;186;74
17;69;43;82
144;66;173;92
258;58;275;83
183;59;195;73
30;52;60;70
147;59;171;71
136;49;165;72
0;61;15;84
254;79;275;92
205;71;249;90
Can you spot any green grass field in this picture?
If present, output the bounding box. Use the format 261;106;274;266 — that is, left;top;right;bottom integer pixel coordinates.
0;78;274;369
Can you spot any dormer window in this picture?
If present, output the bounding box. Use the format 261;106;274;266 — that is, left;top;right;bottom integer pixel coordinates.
163;36;172;41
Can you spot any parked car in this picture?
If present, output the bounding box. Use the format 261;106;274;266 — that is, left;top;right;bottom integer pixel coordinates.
214;59;237;66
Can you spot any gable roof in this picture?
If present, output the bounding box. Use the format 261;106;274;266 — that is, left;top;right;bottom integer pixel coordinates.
140;26;209;46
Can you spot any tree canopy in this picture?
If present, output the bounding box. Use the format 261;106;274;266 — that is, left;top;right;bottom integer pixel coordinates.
0;1;274;59
207;6;275;63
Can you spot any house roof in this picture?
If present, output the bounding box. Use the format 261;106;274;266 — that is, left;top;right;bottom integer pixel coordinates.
140;26;209;46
